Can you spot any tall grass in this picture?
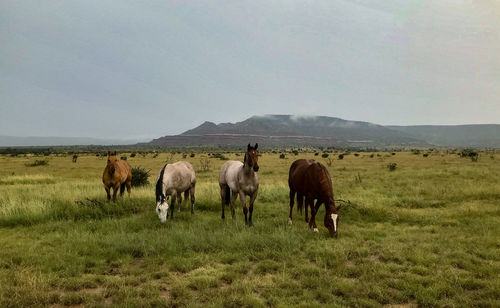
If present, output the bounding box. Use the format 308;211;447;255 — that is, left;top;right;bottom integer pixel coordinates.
0;152;499;307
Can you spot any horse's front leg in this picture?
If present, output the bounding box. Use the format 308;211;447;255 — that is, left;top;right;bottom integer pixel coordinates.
112;184;120;202
240;191;248;225
309;199;322;232
105;186;111;202
289;189;295;224
248;191;257;227
170;194;177;219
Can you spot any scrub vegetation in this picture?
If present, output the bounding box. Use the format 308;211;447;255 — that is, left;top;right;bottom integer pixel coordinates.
0;150;499;307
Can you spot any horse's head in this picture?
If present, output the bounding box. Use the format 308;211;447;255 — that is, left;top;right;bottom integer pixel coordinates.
156;196;169;223
107;151;118;175
324;199;341;237
244;143;259;172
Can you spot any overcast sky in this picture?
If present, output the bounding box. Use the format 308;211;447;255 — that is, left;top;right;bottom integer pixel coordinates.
1;1;499;139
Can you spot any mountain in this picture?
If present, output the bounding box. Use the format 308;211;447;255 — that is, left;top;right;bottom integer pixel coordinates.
388;125;500;148
0;136;146;147
149;115;424;148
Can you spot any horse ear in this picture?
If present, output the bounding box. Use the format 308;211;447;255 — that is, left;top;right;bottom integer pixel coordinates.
247;143;251;151
254;143;258;150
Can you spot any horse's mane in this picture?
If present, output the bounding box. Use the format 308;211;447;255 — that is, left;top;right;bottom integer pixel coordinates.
156;164;167;203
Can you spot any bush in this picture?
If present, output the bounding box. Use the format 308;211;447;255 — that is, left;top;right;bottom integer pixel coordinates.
338;154;344;160
292;150;299;156
423;153;429;158
459;149;478;162
190;153;195;158
321;153;329;158
387;163;397;171
25;160;49;167
120;156;127;160
314;152;319;156
279;154;286;159
212;153;228;160
199;157;210;172
130;153;136;158
131;166;150;187
354;153;359;157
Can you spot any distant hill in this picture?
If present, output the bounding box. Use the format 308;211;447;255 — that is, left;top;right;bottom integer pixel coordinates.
387;125;500;148
0;136;145;147
149;115;424;148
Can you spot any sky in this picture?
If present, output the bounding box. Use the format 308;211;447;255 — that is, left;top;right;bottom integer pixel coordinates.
1;0;499;140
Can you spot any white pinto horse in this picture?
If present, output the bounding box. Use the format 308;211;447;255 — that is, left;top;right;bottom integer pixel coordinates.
218;143;259;225
155;161;196;223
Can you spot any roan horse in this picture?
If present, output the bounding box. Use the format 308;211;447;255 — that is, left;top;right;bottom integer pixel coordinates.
155;161;196;223
219;143;259;225
288;159;341;237
102;151;132;202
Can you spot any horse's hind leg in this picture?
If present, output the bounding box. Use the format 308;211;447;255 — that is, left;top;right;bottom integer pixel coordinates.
189;184;195;214
120;182;126;197
288;189;295;224
183;190;189;212
220;184;226;219
230;191;238;219
297;193;304;215
126;179;131;197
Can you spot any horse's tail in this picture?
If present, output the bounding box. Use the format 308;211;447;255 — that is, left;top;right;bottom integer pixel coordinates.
156;164;167;203
120;182;126;195
225;186;230;205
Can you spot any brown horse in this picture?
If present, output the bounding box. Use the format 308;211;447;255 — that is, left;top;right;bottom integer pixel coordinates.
288;159;341;237
102;151;132;202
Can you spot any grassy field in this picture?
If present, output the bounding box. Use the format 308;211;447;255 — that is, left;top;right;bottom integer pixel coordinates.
0;150;499;307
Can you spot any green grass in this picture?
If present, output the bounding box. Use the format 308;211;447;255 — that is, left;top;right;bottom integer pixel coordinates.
0;151;499;307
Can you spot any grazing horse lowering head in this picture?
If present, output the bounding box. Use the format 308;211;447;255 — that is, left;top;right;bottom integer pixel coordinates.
244;143;259;172
107;151;119;175
156;196;169;223
324;200;341;237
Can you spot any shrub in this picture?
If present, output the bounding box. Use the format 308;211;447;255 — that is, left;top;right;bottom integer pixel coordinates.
370;154;374;158
459;149;478;162
321;153;329;158
131;166;150;187
190;153;195;158
314;152;319;156
72;154;78;163
354;153;359;157
338;154;344;160
292;150;299;156
423;153;429;158
212;153;228;160
387;163;397;171
279;154;286;159
25;160;49;167
391;152;396;156
130;153;136;158
199;157;211;172
120;156;127;160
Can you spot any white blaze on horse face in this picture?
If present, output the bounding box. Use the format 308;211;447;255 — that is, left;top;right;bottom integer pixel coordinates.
331;214;338;232
156;201;169;223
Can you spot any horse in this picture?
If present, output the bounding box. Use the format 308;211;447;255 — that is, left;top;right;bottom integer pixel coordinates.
219;143;259;225
102;151;132;202
155;161;196;223
288;159;341;237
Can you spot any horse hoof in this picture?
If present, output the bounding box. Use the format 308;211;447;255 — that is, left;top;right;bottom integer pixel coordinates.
313;228;319;233
288;218;292;225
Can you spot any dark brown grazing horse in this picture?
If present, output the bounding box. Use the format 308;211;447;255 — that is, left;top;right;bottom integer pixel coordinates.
288;159;341;237
102;151;132;202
